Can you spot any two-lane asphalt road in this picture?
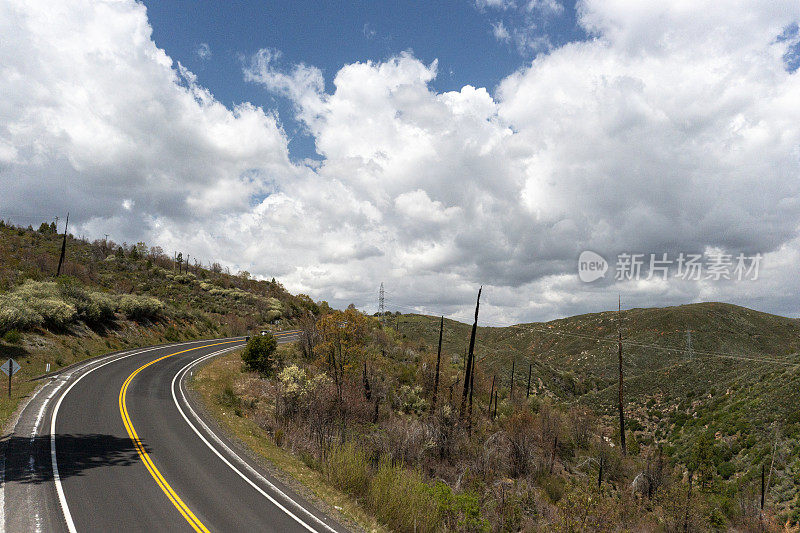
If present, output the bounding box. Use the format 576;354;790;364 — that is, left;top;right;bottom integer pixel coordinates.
2;336;348;532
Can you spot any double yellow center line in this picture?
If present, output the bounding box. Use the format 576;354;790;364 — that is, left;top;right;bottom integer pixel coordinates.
118;333;299;531
118;340;238;532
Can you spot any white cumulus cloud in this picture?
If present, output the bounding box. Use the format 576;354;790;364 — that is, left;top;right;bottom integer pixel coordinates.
2;0;800;324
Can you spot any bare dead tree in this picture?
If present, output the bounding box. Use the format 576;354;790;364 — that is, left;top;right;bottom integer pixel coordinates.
488;375;495;417
598;456;605;488
298;311;318;358
362;361;371;401
448;377;458;406
461;287;482;420
467;351;476;430
510;360;515;400
56;213;69;277
618;295;627;455
549;435;558;474
431;315;443;411
526;363;532;398
684;470;693;533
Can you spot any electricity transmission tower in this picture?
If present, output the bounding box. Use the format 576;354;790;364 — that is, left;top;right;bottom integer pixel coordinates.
378;283;385;318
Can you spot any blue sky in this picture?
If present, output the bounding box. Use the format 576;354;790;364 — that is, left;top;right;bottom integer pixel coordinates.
142;0;586;160
5;0;800;322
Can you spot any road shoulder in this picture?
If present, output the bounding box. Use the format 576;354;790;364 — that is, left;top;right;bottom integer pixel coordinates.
186;350;385;533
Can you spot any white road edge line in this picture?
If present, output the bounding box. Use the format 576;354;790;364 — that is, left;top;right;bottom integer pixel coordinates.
172;346;338;533
49;338;236;533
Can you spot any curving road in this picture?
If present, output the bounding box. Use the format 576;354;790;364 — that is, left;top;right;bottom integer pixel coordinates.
2;336;348;532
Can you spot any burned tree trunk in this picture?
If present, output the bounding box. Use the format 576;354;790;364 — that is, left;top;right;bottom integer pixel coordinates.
684;470;693;533
526;363;532;398
618;295;627;455
510;360;515;400
598;456;605;488
56;213;69;277
461;287;482;420
432;315;443;411
362;361;371;401
488;375;495;416
467;351;476;430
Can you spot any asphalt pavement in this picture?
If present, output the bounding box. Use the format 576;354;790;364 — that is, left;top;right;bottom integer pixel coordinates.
1;336;349;532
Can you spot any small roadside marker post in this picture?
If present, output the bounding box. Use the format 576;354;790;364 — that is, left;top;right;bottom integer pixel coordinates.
46;363;51;373
1;358;21;397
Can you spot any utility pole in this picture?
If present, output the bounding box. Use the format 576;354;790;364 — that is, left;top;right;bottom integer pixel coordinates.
618;295;627;455
761;464;765;510
432;315;443;412
56;213;69;277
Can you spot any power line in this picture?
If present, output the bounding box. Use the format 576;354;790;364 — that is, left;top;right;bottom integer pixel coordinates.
382;300;799;368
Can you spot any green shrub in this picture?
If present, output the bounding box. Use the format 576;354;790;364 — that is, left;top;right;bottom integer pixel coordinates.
0;280;118;332
0;297;43;332
241;334;278;375
540;474;565;503
90;292;118;321
2;329;21;343
325;442;371;498
717;461;735;479
120;294;164;320
398;384;427;414
59;281;117;324
367;458;442;532
217;385;240;409
425;481;487;531
264;309;282;323
33;298;76;329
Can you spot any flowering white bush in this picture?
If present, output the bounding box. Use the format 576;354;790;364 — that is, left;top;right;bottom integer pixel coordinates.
277;364;331;418
0;281;77;331
398;385;428;415
0;297;43;332
119;294;164;319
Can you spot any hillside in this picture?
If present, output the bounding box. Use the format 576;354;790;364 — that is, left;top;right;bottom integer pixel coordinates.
3;219;800;527
394;304;800;522
0;220;324;427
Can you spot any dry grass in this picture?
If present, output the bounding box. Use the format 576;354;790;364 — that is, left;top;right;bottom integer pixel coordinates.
189;350;386;533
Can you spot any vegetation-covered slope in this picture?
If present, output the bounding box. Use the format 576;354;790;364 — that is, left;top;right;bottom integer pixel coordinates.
394;304;800;525
4;218;800;528
0;220;324;427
